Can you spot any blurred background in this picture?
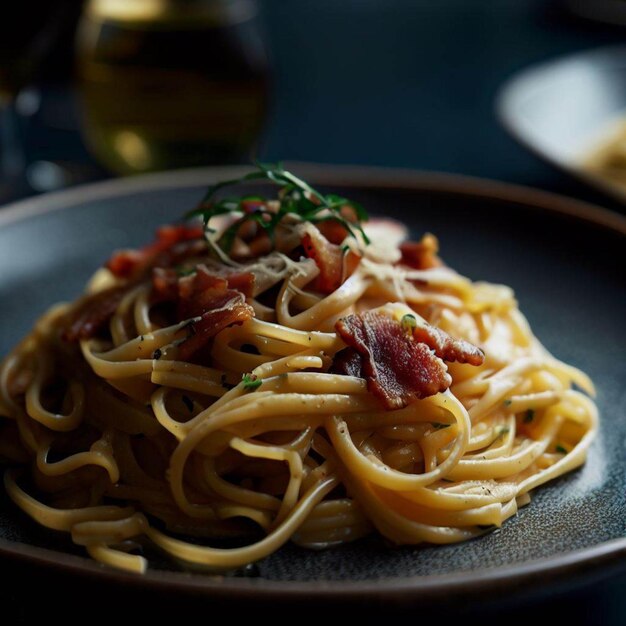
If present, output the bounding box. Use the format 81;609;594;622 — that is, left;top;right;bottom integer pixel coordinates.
1;0;626;211
1;2;626;622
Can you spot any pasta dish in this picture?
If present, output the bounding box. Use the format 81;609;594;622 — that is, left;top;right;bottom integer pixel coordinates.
0;165;598;574
582;116;626;193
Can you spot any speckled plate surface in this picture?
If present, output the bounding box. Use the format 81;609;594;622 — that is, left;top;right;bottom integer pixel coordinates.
0;165;624;607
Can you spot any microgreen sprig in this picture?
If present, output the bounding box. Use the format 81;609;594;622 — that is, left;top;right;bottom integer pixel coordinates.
242;373;262;390
186;162;370;252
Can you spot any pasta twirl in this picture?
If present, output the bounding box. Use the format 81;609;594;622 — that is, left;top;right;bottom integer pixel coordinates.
0;165;597;574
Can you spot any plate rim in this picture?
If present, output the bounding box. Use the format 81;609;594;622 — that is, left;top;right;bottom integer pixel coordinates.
1;162;625;235
0;163;625;601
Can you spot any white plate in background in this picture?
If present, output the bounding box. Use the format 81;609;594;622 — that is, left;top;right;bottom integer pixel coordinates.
497;44;626;202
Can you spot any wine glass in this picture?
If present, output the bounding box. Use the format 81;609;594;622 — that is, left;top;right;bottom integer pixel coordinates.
75;0;269;175
0;3;78;199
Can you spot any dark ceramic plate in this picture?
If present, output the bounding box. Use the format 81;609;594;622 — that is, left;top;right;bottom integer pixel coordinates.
0;165;625;610
497;45;626;202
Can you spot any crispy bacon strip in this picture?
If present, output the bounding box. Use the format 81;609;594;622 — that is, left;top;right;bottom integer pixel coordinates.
335;312;452;409
152;266;255;306
317;220;349;245
66;257;253;348
331;347;364;378
413;323;485;366
62;285;129;341
177;271;228;321
225;270;256;298
302;230;343;294
153;265;255;360
106;225;205;279
152;268;180;302
176;292;254;361
302;228;360;294
399;234;442;270
63;224;205;340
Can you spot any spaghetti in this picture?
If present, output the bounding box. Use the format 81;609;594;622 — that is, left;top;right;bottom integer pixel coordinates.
0;165;597;574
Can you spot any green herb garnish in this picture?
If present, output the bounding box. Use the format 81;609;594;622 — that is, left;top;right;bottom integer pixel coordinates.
503;399;512;407
555;444;567;454
431;422;450;430
187;162;370;253
242;373;262;390
524;409;535;423
401;313;417;335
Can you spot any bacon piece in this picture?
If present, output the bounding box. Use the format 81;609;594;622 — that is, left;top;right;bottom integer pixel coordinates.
62;285;128;341
225;270;255;298
302;230;343;294
330;347;363;378
413;324;484;366
106;225;204;279
150;265;254;360
302;228;360;294
106;250;142;278
177;270;229;320
335;312;451;409
152;268;180;302
399;234;442;270
177;292;254;361
152;265;255;306
317;220;349;245
65;261;254;352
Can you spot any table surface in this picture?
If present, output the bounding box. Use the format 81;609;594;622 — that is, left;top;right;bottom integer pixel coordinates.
2;1;626;623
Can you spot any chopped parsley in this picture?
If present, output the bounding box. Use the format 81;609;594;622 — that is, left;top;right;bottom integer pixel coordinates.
503;399;512;407
431;422;450;430
524;409;535;424
242;373;262;390
152;348;162;360
555;444;567;454
401;313;417;335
